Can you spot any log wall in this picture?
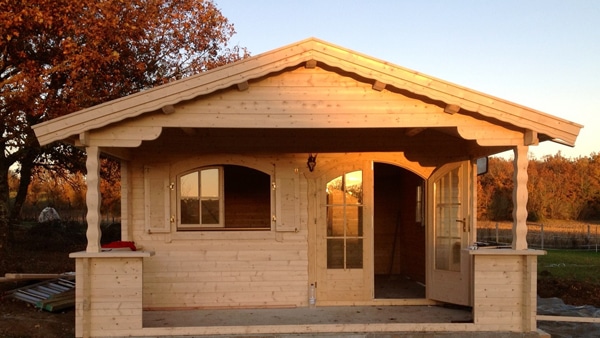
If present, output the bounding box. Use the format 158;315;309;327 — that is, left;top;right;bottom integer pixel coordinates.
471;250;542;332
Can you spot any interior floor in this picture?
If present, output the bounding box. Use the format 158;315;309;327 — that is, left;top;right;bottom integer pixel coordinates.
374;274;425;299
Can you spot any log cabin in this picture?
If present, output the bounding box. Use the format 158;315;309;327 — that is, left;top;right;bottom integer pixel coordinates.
33;38;582;337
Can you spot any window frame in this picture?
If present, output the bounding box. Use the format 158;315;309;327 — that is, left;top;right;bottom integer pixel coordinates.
175;164;273;232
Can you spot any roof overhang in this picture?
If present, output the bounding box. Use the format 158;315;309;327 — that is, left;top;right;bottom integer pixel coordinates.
33;37;582;148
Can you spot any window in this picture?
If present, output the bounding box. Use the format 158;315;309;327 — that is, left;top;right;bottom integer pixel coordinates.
325;170;363;269
177;165;271;230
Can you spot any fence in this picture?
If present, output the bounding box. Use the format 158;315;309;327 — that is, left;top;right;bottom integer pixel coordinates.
477;222;600;251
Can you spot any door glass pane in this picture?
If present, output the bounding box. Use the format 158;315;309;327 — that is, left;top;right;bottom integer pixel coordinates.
346;238;363;268
346;206;363;236
180;172;199;224
434;167;462;272
345;171;363;204
327;239;344;269
201;168;220;224
326;176;344;204
327;206;345;236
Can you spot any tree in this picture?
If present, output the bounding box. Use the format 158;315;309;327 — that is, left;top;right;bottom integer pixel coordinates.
0;0;248;250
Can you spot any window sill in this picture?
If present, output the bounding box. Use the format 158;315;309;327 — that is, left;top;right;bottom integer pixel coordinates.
69;250;155;258
168;229;285;241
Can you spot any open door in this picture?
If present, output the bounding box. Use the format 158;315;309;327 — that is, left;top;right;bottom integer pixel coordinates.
426;161;473;306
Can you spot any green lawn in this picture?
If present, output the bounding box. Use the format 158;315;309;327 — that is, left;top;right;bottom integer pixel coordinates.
538;249;600;284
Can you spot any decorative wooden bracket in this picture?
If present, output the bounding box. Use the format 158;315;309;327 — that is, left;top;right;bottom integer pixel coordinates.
305;59;317;69
372;80;386;91
161;105;175;115
405;127;426;137
444;104;460;115
237;81;249;91
524;129;539;145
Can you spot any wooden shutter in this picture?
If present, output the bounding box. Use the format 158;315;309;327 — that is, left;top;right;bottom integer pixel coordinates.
144;164;171;233
274;170;300;232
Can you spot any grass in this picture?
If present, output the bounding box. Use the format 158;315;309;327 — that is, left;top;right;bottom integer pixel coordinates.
538;249;600;284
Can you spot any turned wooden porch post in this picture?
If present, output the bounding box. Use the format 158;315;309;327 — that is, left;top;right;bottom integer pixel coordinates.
85;146;101;253
512;145;529;250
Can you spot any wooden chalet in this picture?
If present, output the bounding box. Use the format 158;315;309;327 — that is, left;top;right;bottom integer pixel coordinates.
33;38;582;337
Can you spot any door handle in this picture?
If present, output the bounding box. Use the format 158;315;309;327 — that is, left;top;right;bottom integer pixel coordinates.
456;218;467;232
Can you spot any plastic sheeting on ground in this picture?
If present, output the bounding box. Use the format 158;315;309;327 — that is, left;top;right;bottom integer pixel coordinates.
538;296;600;338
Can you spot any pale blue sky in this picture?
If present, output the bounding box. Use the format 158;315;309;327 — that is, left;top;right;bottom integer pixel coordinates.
217;0;599;159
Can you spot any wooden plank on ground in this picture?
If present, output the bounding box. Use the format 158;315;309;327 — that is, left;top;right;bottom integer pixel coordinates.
537;315;600;323
5;273;67;280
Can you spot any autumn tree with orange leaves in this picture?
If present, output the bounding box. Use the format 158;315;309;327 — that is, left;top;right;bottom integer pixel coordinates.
0;0;248;250
478;153;600;222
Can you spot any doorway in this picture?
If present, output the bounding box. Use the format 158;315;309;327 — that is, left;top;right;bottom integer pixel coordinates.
373;163;426;299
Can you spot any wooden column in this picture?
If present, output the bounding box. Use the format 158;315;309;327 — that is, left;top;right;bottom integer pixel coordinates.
120;160;132;241
512;145;529;250
85;146;101;253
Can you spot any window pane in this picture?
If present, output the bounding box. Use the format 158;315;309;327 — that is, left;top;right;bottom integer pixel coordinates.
201;169;220;225
327;206;345;236
201;169;219;199
346;238;363;269
180;172;199;224
346;206;363;236
326;176;344;205
345;171;363;204
327;239;344;269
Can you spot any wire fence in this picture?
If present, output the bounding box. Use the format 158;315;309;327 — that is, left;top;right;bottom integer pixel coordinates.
477;222;600;251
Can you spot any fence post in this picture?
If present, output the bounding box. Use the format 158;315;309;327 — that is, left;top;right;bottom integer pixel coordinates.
541;223;544;250
495;222;499;243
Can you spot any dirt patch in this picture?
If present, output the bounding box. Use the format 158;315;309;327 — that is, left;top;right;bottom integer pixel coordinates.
0;223;86;338
1;222;599;337
538;276;600;307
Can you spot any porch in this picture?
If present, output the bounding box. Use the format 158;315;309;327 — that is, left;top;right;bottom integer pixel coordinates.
141;305;545;337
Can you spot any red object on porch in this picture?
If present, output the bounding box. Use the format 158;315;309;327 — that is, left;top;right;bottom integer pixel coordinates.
101;241;136;251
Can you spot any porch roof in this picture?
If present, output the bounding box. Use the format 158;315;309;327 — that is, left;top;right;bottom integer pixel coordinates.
33;37;582;147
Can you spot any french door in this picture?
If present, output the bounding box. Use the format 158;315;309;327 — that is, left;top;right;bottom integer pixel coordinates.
314;163;373;303
427;161;474;306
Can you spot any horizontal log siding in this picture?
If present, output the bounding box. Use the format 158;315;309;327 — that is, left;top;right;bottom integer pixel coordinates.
472;253;539;332
127;159;310;309
74;257;145;337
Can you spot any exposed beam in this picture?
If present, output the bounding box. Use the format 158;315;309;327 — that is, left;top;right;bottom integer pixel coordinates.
79;131;90;146
305;59;317;69
372;80;386;91
237;81;249;91
181;127;196;135
161;105;175;115
405;128;426;137
444;104;460;115
525;129;539;145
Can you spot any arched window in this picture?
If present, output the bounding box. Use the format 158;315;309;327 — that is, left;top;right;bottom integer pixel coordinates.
177;165;271;231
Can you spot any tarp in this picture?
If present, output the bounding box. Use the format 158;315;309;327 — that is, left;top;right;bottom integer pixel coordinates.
38;207;60;223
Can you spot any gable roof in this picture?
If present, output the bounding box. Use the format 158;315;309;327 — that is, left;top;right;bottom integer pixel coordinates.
33;37;582;147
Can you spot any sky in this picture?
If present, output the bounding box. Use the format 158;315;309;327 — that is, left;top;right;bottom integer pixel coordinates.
216;0;599;159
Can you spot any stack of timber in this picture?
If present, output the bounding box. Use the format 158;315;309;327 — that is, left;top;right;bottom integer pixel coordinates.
5;276;75;312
